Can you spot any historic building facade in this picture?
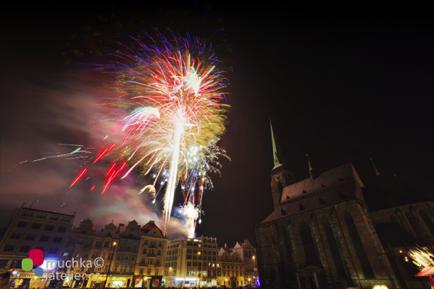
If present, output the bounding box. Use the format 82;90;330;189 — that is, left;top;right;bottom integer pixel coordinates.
232;239;258;286
0;206;258;288
135;220;168;286
255;125;434;289
0;210;169;289
216;240;258;287
164;236;218;287
0;207;74;266
70;219;168;288
0;207;75;288
217;243;245;287
69;219;120;288
256;125;400;289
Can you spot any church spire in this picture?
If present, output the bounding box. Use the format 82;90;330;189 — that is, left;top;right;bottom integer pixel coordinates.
369;157;381;176
270;121;283;170
306;153;317;179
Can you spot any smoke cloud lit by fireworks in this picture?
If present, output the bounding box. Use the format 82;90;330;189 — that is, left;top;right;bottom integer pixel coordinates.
4;34;229;238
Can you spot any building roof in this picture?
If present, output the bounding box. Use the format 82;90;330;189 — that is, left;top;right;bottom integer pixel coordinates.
19;206;75;217
242;239;254;248
261;209;281;224
279;163;363;203
261;163;364;224
141;220;164;237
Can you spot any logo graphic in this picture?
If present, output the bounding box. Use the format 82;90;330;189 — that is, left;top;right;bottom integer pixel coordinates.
21;249;44;276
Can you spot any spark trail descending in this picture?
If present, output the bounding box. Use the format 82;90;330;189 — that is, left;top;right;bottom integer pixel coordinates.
70;34;229;237
408;247;434;277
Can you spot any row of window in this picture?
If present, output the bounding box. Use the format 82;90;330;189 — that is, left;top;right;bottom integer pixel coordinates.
221;265;242;271
187;255;216;262
94;241;113;248
139;258;161;266
21;212;71;223
3;244;58;254
114;265;134;274
9;233;63;243
187;261;218;267
218;272;243;277
165;261;177;268
142;240;162;247
142;248;161;256
186;242;217;248
15;221;67;232
116;254;136;261
187;249;216;256
138;268;161;275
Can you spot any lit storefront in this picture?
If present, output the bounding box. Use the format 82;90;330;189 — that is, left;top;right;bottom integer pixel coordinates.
9;270;50;289
164;276;217;288
133;276;152;288
103;275;133;288
65;273;134;288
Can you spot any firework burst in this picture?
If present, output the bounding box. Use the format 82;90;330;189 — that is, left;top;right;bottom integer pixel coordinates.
408;247;434;277
71;34;229;236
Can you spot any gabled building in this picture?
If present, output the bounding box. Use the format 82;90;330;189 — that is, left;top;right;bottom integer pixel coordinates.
216;243;245;287
66;219;167;289
67;219;119;288
232;240;258;286
134;221;167;288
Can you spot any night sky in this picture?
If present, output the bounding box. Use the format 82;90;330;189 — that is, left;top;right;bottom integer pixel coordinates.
1;2;432;244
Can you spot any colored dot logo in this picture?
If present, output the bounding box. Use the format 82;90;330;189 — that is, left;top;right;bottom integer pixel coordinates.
21;249;44;276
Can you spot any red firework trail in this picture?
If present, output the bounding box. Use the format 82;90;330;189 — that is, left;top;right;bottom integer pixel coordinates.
102;162;127;193
70;168;88;188
92;144;115;164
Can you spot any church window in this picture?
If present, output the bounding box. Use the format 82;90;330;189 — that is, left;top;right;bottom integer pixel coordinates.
344;213;374;278
277;181;283;193
323;221;349;280
420;210;434;234
299;222;320;265
406;211;424;235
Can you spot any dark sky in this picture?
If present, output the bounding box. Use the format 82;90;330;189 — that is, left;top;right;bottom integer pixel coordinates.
1;2;433;244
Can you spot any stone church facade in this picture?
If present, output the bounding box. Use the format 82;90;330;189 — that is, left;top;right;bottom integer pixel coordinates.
255;125;433;289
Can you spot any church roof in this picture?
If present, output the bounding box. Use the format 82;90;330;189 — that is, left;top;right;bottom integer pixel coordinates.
261;163;364;224
261;210;281;224
280;163;363;203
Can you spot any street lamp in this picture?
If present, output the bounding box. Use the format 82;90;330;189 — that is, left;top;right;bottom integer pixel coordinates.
104;241;118;288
